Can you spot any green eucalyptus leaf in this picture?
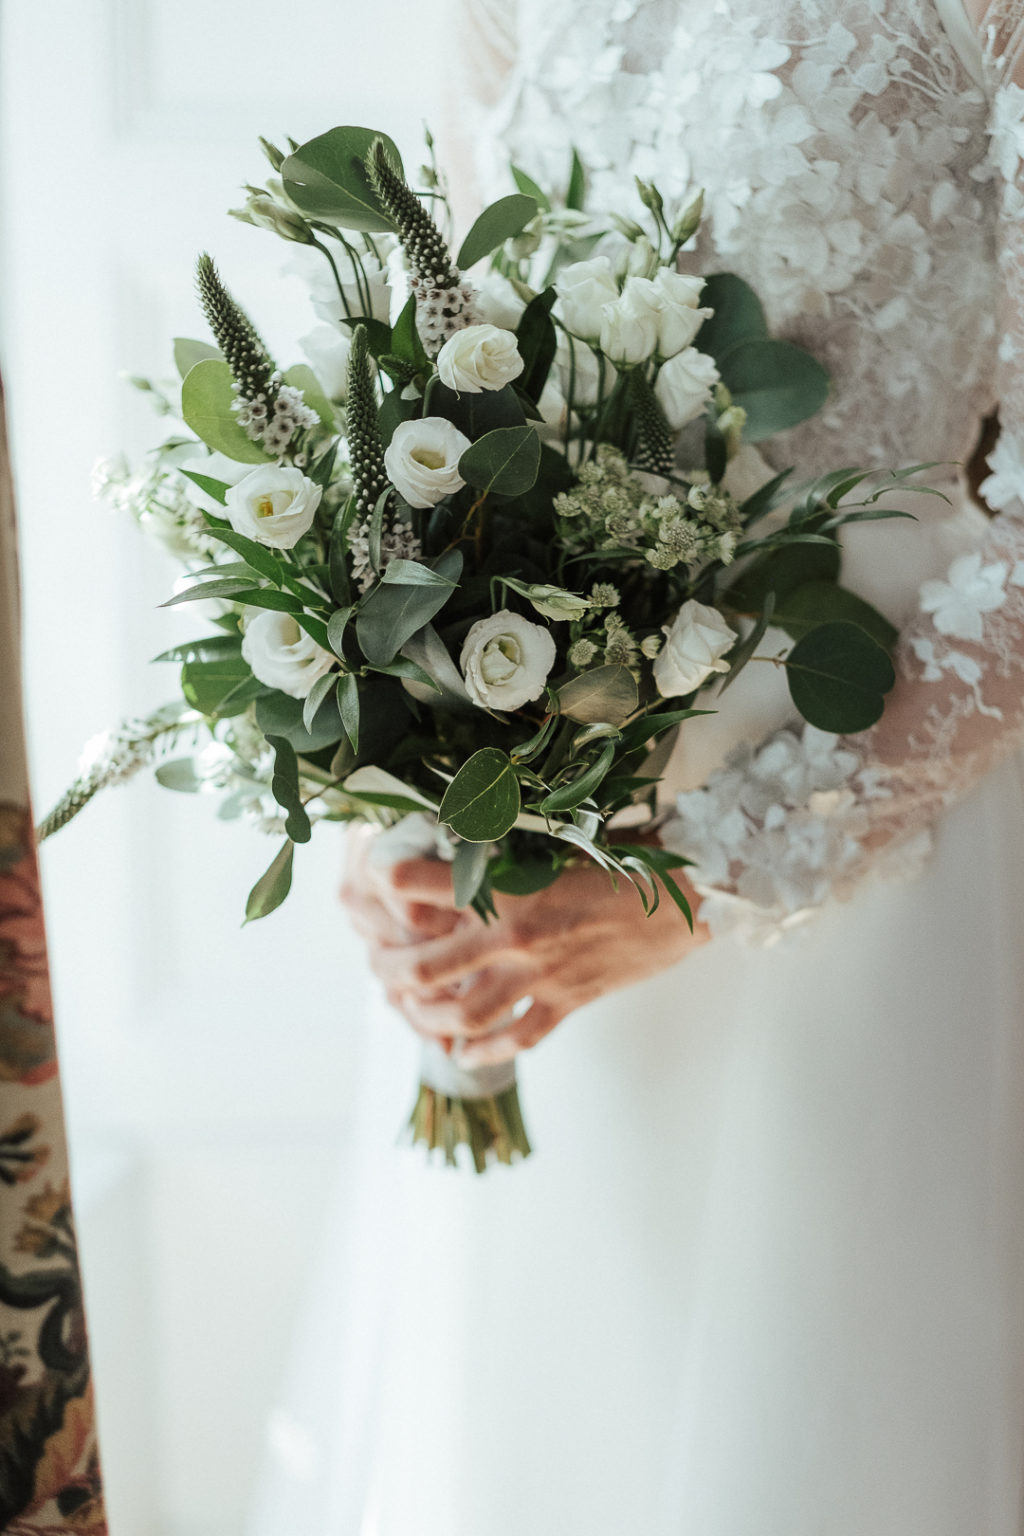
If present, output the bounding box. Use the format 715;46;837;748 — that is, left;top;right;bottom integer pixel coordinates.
356;549;462;665
154;759;204;793
558;665;638;726
695;273;768;361
458;425;541;498
181;360;271;464
337;672;360;753
283;363;336;430
773;581;898;652
174;337;222;378
160;577;254;609
785;621;896;733
719;339;830;442
452;838;491;910
439;747;521;842
266;734;312;844
619;708;711;751
725;537;841;611
429;381;526;439
369;657;441;691
516;287;558;404
181;655;254;717
281;126;405;230
327;605;354;660
255;689;343;751
380;558;457;587
229;588;305;614
243;839;294;924
205;527;284;584
457;193;539;270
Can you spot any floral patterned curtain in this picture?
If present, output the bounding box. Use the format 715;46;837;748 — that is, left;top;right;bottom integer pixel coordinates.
0;376;106;1533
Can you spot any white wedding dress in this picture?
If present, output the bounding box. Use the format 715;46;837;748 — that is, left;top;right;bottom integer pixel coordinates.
250;3;1024;1531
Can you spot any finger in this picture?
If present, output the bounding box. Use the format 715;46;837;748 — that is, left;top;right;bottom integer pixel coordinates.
456;999;562;1066
388;858;458;906
395;971;528;1040
384;988;456;1049
370;927;496;991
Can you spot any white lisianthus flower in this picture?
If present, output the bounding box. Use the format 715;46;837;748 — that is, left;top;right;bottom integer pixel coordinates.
650;269;713;356
475;271;528;330
299;324;351;401
179;451;250;515
384;417;472;508
436;324;525;394
653;599;735;696
554;256;620;341
655;348;721;430
241;611;335;699
225;465;322;549
460;609;557;710
555;331;603;407
599;277;661;365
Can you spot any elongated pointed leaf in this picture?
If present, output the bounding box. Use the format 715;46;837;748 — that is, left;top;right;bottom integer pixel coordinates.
439;747;521;842
510;165;551;212
181;360;271;463
244;840;294;924
205;527;284;583
456;193;539;270
152;634;242;665
539;742;616;813
265;734;312;843
337;672;360;753
356;550;462;665
302;672;337;733
179;469;230;506
452;838;491;910
381;558;457;587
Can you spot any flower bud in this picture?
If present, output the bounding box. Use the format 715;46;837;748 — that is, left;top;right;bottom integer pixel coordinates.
717;405;748;460
230;189;312;244
609;213;647;242
504;579;592;621
634;176;664;218
259;137;286;173
671;190;705;246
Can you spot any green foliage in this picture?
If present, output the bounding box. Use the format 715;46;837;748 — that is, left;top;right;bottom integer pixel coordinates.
695;273;768;361
772;581;898;651
282;363;336;429
430;382;526;439
510;164;551;212
152;634;241;665
180;360;270;463
380;558;457;588
515;287;558;405
181;655;260;718
179;469;230;506
452;837;491;909
154;759;203;793
439;748;521;841
282;126;405;230
785;621;896;733
717;339;830;442
725;535;841;611
337;672;360;753
566;148;586;211
255;689;344;751
356;550;462;665
302;672;337;733
456;193;539;270
173;337;222;378
557;665;639;726
539;741;616;813
244;840;294;924
458;426;541;498
266;735;313;843
390;294;431;370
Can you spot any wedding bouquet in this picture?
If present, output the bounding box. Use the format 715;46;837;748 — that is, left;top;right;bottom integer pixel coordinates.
40;124;925;1170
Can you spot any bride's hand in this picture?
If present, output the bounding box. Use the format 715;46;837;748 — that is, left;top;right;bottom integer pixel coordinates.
341;840;709;1065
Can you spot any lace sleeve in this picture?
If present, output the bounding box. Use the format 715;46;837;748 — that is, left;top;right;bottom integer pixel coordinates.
660;4;1024;945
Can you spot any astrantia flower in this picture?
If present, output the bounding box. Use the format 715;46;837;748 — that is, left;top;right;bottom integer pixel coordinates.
383;417;471;508
918;551;1008;642
225;465;322;549
460;610;557;711
241;611;334;698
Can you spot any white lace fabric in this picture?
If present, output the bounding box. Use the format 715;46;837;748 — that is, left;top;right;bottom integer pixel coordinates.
450;0;1024;941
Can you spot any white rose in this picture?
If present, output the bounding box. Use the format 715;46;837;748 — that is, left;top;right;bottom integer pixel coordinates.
384;417;472;508
299;324;351;401
179;451;250;515
224;465;322;549
436;324;525;394
655;348;721;430
460;609;557;710
650;269;713;356
475;271;528;330
599;277;661;365
241;611;335;699
653;599;735;697
555;330;603;407
554;256;620;341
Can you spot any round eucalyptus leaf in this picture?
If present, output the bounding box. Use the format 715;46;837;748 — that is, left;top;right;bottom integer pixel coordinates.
786;621;895;734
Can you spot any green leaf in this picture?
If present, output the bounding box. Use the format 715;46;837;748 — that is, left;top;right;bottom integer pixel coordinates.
452;838;491;910
281;126;405;231
265;734;312;844
439;747;521;842
302;672;337;733
294;612;332;651
161;576;255;608
429;381;526;440
785;621;896;733
327;605;353;660
566;147;586;211
456;193;539;270
244;840;294;924
390;294;431;369
694;273;768;361
255;689;344;751
154;759;203;793
355;549;462;666
539;742;616;813
181;360;271;464
283;363;336;429
717;594;777;695
510;164;551;212
369;657;441;691
367;488;388;576
558;665;639;726
773;581;898;652
174;337;222;378
205;527;284;584
490;854;559;896
725;536;841;611
619;708;711;752
337;672;360;753
718;339;830;442
329;497;356;604
228;588;304;614
739;467;794;528
152;634;241;664
378;386;419;447
179;469;230;506
458;425;541;498
380;558;457;588
181;655;254;717
516;287;558;404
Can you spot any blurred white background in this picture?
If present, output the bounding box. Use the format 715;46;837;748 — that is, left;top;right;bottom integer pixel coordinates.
0;4;447;1531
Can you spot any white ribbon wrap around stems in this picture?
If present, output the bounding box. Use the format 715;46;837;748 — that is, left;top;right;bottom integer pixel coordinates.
419;1039;518;1098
